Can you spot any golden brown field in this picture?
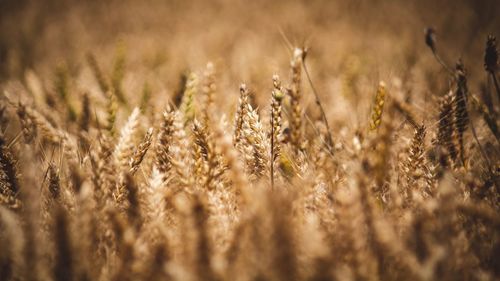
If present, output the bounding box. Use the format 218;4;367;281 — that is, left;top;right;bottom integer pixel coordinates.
0;0;499;280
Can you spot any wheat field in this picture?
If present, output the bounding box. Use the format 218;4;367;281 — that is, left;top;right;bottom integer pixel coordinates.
0;0;499;280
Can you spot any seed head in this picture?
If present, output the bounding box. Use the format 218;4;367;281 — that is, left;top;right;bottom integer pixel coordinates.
425;27;436;52
484;35;498;72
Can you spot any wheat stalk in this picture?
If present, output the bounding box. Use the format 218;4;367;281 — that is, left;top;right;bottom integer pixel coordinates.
288;48;304;154
369;82;387;131
270;75;284;189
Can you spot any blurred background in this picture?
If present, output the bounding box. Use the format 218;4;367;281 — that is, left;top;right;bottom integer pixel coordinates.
0;0;498;110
